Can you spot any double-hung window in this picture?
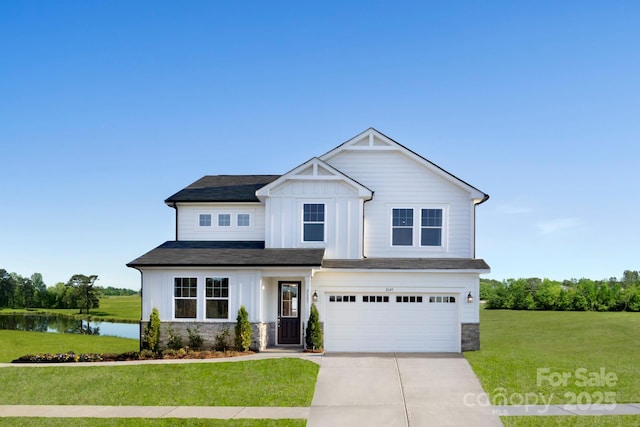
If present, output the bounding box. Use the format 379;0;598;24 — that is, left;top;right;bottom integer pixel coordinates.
303;203;325;242
392;208;413;246
421;209;442;246
206;278;229;319
174;277;197;318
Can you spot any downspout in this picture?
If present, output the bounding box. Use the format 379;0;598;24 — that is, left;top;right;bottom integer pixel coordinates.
170;202;178;241
473;194;490;258
362;192;374;258
131;266;144;351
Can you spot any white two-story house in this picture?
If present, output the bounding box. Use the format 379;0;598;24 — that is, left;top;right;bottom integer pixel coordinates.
128;128;490;352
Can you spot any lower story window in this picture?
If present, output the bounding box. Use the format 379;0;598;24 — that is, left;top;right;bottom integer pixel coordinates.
174;277;197;318
206;277;229;319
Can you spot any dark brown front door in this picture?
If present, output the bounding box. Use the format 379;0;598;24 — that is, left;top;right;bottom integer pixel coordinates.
278;281;301;344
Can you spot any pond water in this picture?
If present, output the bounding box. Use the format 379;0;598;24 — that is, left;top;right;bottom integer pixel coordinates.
0;314;139;340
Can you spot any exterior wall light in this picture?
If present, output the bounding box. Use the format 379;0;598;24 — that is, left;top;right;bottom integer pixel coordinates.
467;292;474;304
312;291;318;303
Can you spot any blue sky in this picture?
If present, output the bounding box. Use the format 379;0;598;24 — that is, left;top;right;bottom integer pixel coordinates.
1;1;638;289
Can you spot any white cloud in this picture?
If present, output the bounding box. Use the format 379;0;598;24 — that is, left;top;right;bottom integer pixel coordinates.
536;217;583;235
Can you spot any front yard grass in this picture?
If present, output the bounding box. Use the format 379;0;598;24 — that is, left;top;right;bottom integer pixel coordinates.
465;309;640;404
0;330;138;363
501;415;640;426
0;358;319;407
0;419;304;427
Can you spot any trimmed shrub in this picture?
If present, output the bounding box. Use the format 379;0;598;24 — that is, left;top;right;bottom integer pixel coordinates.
235;306;252;351
214;325;231;351
142;307;161;352
305;303;323;350
187;326;204;350
165;326;183;350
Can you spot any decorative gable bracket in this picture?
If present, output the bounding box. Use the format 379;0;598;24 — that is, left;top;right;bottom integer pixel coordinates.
255;157;373;201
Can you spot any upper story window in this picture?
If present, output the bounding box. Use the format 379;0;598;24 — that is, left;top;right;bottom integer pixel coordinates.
392;208;413;246
303;203;325;242
199;214;212;227
218;214;231;227
174;277;197;318
237;214;250;227
421;209;442;246
392;207;445;248
205;277;229;319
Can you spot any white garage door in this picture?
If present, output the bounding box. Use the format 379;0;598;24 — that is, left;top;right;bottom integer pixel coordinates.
325;294;459;352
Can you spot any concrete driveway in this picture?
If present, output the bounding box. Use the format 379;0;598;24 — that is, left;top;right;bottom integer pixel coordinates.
307;353;503;427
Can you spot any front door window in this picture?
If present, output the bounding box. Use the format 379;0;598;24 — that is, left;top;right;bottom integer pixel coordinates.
281;283;298;318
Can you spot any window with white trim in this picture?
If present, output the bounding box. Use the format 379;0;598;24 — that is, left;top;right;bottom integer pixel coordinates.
237;214;250;227
303;203;325;242
174;277;197;318
391;207;445;248
392;208;413;246
205;277;229;319
199;214;212;227
218;214;231;227
421;209;442;246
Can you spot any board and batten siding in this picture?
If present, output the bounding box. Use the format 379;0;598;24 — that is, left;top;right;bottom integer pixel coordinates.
264;179;363;259
140;269;261;322
310;271;480;324
325;150;475;258
176;203;265;241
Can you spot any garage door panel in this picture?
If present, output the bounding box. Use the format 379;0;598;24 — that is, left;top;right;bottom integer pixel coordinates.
325;293;459;352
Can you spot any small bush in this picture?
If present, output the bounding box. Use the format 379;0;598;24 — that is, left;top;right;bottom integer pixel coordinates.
142;307;161;352
187;326;204;350
235;306;252;351
214;325;230;351
305;303;323;351
139;349;156;359
165;326;184;350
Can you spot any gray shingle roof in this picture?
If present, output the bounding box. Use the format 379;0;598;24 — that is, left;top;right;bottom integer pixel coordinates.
127;241;325;267
322;258;490;270
165;175;280;203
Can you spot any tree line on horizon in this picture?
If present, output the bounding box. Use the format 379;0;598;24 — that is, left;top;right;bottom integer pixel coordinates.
481;270;640;312
0;269;138;312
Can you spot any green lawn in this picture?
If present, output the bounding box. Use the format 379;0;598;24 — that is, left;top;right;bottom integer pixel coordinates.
0;358;319;407
0;419;304;427
0;330;138;363
501;416;640;426
465;309;640;405
0;294;141;322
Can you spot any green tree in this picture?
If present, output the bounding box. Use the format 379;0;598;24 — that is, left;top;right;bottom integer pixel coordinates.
234;306;252;351
305;303;323;350
143;308;161;352
30;273;47;307
18;277;35;309
0;269;15;307
66;274;100;314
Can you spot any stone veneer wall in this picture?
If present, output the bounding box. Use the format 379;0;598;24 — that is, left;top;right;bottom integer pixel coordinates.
140;321;273;351
461;323;480;351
